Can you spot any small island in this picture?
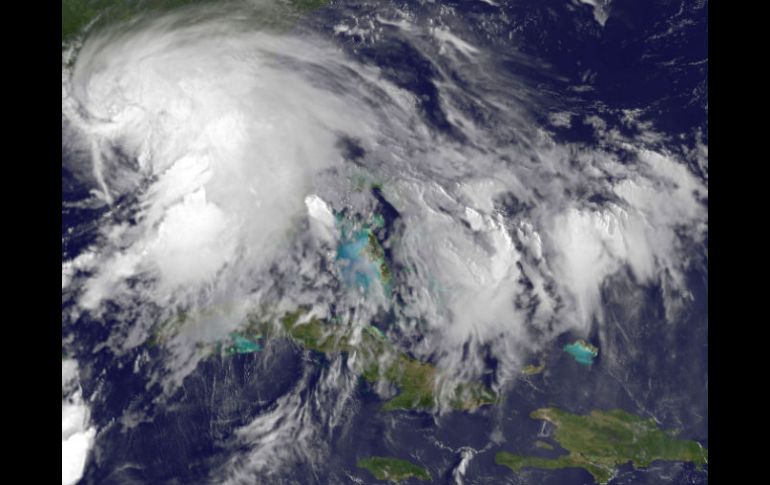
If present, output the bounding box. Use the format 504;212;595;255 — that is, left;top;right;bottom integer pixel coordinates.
495;407;707;484
357;456;430;482
534;440;554;450
521;362;545;375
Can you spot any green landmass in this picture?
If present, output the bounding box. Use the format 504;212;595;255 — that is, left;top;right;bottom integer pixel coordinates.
263;311;496;411
62;0;330;43
495;408;707;484
357;456;430;482
521;362;545;375
63;0;213;42
145;285;494;411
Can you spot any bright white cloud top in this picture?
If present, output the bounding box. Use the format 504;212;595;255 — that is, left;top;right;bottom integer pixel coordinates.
62;359;96;485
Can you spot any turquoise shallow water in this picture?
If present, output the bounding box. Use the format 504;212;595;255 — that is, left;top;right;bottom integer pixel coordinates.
336;227;383;291
337;230;374;289
228;334;262;354
563;341;597;366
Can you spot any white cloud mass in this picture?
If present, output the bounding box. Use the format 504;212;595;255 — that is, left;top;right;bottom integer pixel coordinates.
62;359;96;485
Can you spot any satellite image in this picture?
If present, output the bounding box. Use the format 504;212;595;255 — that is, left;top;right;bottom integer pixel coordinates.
61;1;708;484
